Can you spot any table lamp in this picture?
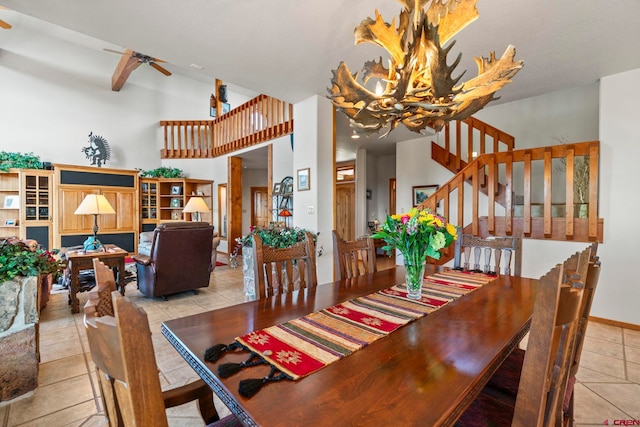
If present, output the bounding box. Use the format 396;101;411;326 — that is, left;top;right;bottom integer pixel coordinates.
74;194;116;251
183;196;209;222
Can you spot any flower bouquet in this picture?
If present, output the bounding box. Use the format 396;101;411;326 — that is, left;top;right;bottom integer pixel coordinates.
372;208;457;299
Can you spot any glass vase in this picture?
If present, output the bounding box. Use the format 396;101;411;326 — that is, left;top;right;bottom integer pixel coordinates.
404;259;426;299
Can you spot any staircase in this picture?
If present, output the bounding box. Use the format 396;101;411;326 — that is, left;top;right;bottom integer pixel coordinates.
420;117;603;264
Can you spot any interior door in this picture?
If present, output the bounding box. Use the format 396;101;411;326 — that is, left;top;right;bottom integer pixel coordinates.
389;178;396;215
251;186;269;228
336;183;355;241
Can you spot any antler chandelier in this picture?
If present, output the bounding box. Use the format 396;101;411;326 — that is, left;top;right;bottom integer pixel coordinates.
328;0;523;137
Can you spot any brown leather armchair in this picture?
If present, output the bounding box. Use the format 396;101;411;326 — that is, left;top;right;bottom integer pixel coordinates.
132;222;214;299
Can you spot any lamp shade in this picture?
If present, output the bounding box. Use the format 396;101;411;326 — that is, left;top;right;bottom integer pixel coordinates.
183;197;209;214
74;194;116;215
278;208;292;217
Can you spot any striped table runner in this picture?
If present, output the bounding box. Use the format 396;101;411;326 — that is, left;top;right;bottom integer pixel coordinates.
236;270;496;380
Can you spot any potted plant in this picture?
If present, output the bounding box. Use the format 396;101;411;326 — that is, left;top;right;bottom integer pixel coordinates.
0;151;44;172
138;167;184;178
0;239;63;401
230;225;318;299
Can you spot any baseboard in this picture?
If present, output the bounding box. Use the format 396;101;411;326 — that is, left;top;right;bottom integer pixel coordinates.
589;316;640;331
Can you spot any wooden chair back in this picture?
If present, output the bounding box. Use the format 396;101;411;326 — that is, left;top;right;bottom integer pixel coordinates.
252;231;317;299
84;259;117;318
512;264;583;427
332;230;377;280
84;291;168;426
84;290;228;426
453;231;522;276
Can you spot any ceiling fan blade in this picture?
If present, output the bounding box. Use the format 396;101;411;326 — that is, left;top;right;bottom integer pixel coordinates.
149;62;172;76
103;48;131;56
0;19;11;29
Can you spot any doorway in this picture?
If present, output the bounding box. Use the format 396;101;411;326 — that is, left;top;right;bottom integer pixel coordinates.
336;183;355;241
251;186;269;228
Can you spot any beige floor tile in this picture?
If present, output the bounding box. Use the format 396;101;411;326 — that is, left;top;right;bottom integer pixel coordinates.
627;361;640;383
579;349;626;380
582;335;624;360
38;326;82;349
625;329;640;349
39;336;84;364
14;400;99;427
63;414;107;427
585;322;623;344
577;366;632;384
0;404;8;423
585;383;640;418
38;354;89;387
8;375;94;425
573;383;631;424
626;345;640;365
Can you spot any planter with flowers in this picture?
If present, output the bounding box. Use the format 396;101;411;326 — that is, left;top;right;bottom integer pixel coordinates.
372;208;457;299
230;225;318;299
0;239;63;402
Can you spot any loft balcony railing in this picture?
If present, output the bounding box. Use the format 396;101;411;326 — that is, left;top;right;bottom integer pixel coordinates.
160;94;293;159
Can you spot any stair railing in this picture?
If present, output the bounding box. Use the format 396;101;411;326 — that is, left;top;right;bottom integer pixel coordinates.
439;117;516;172
417;140;602;244
160;94;293;159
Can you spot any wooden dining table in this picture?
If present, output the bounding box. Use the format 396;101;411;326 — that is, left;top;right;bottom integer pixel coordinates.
162;267;538;426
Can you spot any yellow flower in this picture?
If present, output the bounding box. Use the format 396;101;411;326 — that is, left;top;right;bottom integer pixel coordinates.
446;223;458;239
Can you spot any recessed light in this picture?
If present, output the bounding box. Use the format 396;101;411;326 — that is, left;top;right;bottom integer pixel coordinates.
189;63;204;70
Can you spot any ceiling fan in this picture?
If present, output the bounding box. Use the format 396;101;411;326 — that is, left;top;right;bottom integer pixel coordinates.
0;6;12;29
104;48;172;91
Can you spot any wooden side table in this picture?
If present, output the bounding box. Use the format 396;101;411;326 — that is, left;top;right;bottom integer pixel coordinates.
64;244;128;314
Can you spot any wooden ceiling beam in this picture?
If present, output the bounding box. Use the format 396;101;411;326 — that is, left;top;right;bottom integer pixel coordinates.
111;49;141;91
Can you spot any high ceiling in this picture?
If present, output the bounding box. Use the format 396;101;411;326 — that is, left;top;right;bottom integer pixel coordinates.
2;0;640;161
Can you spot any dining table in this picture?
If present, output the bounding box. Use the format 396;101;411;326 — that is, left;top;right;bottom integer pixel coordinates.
162;267;538;426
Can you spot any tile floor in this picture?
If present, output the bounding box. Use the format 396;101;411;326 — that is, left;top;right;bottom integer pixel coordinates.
1;258;639;426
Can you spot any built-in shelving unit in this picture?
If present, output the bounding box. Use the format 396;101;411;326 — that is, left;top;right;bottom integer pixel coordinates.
139;178;213;232
0;169;53;248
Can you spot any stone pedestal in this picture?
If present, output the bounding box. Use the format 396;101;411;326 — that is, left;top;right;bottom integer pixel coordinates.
0;276;40;402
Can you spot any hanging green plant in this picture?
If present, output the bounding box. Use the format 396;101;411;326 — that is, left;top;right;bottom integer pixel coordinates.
138;167;184;178
0;151;43;172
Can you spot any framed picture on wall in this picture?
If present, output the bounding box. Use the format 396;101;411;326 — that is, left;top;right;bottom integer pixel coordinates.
297;168;310;191
412;184;439;207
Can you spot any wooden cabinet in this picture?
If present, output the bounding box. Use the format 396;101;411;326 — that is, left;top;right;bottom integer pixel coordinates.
21;170;53;248
0;169;53;248
140;178;213;231
54;164;139;252
0;170;22;238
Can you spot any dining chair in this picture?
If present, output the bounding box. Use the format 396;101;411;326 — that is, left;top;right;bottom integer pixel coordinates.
466;244;599;426
84;264;239;426
453;230;522;276
252;231;317;299
455;261;584;427
332;230;377;280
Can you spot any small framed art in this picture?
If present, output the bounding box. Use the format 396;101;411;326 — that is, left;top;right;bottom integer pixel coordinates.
412;184;439;207
170;198;181;208
4;219;17;226
171;185;182;195
3;195;19;209
297;168;310;191
273;183;282;194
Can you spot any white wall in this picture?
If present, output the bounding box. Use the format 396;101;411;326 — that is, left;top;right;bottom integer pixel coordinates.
596;68;640;325
292;95;334;284
0;20;255;170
